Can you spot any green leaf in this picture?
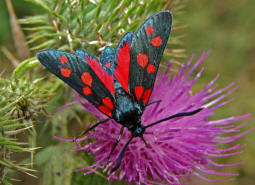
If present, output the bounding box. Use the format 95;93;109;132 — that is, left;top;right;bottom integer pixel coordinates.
42;162;53;185
36;145;73;185
0;99;8;107
34;147;53;165
11;58;39;79
0;178;13;185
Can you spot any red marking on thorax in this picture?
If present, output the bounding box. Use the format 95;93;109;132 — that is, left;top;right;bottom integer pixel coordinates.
60;68;71;77
83;87;92;95
81;72;92;87
114;42;130;93
105;62;112;68
143;89;151;104
102;97;113;110
137;53;148;68
147;64;156;73
146;25;154;35
135;86;144;100
86;57;115;96
98;105;112;117
152;36;162;47
60;56;68;64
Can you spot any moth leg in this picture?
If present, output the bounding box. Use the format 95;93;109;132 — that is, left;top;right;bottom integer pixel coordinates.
111;135;134;172
104;126;124;168
140;135;149;147
75;118;110;140
146;100;161;107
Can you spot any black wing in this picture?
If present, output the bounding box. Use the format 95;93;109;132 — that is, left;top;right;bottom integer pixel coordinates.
129;10;172;109
36;49;115;117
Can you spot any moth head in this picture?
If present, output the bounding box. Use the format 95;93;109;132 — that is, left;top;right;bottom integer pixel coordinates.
131;124;145;137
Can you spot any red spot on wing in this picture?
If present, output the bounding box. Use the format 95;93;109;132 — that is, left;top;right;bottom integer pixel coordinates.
98;105;112;117
114;42;130;93
143;89;152;104
152;36;162;47
137;53;148;68
81;72;93;87
105;62;112;68
60;68;71;77
135;86;144;100
146;25;154;35
147;64;156;74
86;57;114;96
60;56;68;64
102;97;113;110
83;87;92;95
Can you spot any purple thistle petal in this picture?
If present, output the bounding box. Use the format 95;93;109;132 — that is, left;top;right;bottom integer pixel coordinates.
193;172;235;182
206;151;244;157
55;53;253;184
53;101;78;114
187;51;211;78
207;159;243;167
208;113;251;125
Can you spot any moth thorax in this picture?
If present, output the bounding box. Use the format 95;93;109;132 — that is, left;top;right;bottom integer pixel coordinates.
123;111;142;132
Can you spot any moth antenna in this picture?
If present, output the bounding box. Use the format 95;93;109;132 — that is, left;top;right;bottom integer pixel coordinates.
145;108;202;129
140;135;149;147
74;118;110;141
111;136;134;173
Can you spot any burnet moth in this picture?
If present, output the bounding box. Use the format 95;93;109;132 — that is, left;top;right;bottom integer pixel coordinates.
36;10;202;172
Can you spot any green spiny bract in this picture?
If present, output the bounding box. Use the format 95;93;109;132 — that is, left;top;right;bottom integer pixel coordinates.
21;0;185;59
0;76;48;120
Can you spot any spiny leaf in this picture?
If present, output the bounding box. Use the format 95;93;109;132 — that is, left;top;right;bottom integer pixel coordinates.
23;26;55;31
19;15;49;24
30;40;57;51
26;33;65;44
5;126;33;136
11;57;38;79
2;123;27;131
0;96;24;114
0;119;22;126
21;0;186;61
0;159;36;172
27;0;65;21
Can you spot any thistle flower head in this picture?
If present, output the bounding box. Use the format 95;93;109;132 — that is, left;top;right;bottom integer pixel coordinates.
57;52;252;185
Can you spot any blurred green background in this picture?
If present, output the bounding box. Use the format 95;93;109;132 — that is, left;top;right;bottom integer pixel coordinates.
0;0;254;184
185;1;255;184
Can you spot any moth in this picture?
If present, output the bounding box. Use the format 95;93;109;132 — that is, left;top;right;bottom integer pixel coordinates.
36;10;201;172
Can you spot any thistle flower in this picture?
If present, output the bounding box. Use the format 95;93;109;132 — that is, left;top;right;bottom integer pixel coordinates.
56;52;252;185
